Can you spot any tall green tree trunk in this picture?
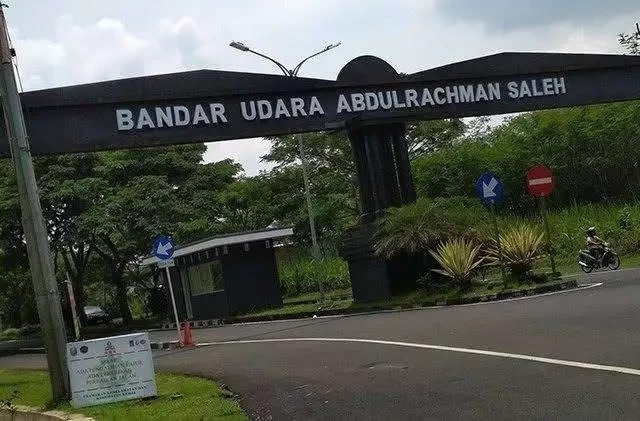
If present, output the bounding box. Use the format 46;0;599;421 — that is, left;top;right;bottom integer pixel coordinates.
94;237;133;325
61;245;92;327
112;264;132;325
70;273;88;326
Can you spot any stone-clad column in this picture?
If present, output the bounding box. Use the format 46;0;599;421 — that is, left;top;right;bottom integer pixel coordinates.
338;56;418;302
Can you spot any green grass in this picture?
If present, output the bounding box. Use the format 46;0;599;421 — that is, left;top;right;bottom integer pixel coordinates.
283;288;352;305
353;278;567;309
239;278;572;320
244;298;353;318
278;256;350;297
0;370;247;421
0;370;50;408
542;252;640;278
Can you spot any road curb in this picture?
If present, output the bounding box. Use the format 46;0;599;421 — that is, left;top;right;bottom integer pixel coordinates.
149;340;181;350
0;339;44;356
158;318;224;330
228;280;579;324
1;405;94;421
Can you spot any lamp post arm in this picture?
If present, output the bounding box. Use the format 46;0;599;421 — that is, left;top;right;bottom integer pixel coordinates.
246;49;291;77
291;43;341;77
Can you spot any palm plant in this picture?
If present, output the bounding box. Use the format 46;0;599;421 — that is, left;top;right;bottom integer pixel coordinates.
429;238;484;287
487;224;545;282
375;204;438;259
374;197;490;258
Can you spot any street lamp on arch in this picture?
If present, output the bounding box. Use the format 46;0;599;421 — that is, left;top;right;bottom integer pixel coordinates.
228;40;342;263
229;40;341;77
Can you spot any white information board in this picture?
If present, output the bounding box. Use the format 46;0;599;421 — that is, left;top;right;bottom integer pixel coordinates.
67;332;157;407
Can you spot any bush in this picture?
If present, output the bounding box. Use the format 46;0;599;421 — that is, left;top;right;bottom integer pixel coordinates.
279;257;350;297
17;325;40;337
489;224;545;282
0;328;19;341
429;238;483;287
375;196;491;258
547;202;640;260
0;325;40;341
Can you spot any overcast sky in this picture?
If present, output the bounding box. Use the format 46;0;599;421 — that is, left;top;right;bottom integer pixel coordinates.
6;0;639;174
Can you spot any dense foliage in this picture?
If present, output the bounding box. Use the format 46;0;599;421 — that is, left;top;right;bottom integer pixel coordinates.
375;196;490;258
413;101;640;213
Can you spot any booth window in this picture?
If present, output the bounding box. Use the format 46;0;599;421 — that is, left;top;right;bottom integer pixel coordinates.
188;260;224;296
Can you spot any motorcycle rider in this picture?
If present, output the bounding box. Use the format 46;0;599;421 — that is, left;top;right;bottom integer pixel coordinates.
586;227;605;263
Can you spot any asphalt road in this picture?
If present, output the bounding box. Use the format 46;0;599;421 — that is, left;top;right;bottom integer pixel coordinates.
3;270;640;420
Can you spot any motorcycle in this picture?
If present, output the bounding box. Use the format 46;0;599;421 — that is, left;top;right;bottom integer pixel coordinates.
578;243;620;273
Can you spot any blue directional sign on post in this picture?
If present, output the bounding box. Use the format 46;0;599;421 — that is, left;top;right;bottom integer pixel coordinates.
152;235;174;261
475;172;504;206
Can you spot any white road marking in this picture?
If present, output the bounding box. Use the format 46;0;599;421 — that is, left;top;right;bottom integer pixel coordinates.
528;177;552;186
197;336;640;377
452;282;603;308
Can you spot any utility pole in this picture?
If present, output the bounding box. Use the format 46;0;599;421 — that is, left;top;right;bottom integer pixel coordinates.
298;136;320;261
229;41;340;262
0;4;69;401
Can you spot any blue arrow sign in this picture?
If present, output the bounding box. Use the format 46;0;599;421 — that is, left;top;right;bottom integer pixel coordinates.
152;235;174;260
475;172;504;206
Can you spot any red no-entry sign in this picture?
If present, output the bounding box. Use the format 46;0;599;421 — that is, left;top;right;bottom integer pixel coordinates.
526;165;554;197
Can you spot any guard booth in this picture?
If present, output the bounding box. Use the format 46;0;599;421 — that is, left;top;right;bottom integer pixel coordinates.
141;228;292;320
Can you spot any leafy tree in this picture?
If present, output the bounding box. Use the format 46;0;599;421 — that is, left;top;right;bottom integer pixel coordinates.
174;158;242;242
79;145;209;324
0;160;40;326
216;176;278;232
412;101;640;213
262;132;359;247
260;122;486;249
36;153;104;325
619;23;640;54
406;119;466;158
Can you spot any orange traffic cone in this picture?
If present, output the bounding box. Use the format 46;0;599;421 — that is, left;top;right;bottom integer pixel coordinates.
180;321;196;347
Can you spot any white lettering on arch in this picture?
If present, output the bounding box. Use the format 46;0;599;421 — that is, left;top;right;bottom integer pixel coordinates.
308;96;324;115
116;109;134;130
192;104;210;125
137;108;155;129
155;107;173;127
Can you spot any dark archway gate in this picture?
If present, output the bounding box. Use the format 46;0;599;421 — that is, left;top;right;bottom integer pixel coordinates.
9;52;640;301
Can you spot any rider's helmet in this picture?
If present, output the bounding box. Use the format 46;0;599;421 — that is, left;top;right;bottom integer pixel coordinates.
587;227;596;236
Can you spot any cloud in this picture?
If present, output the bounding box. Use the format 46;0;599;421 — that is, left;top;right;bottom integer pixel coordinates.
204;139;274;177
10;15;216;90
435;0;640;33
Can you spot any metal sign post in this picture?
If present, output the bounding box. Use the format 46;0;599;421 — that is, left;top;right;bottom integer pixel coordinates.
160;260;181;343
538;196;557;277
489;203;507;284
527;166;557;277
476;173;506;284
152;235;181;342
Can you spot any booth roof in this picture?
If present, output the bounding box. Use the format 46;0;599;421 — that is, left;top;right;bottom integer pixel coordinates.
140;227;293;266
